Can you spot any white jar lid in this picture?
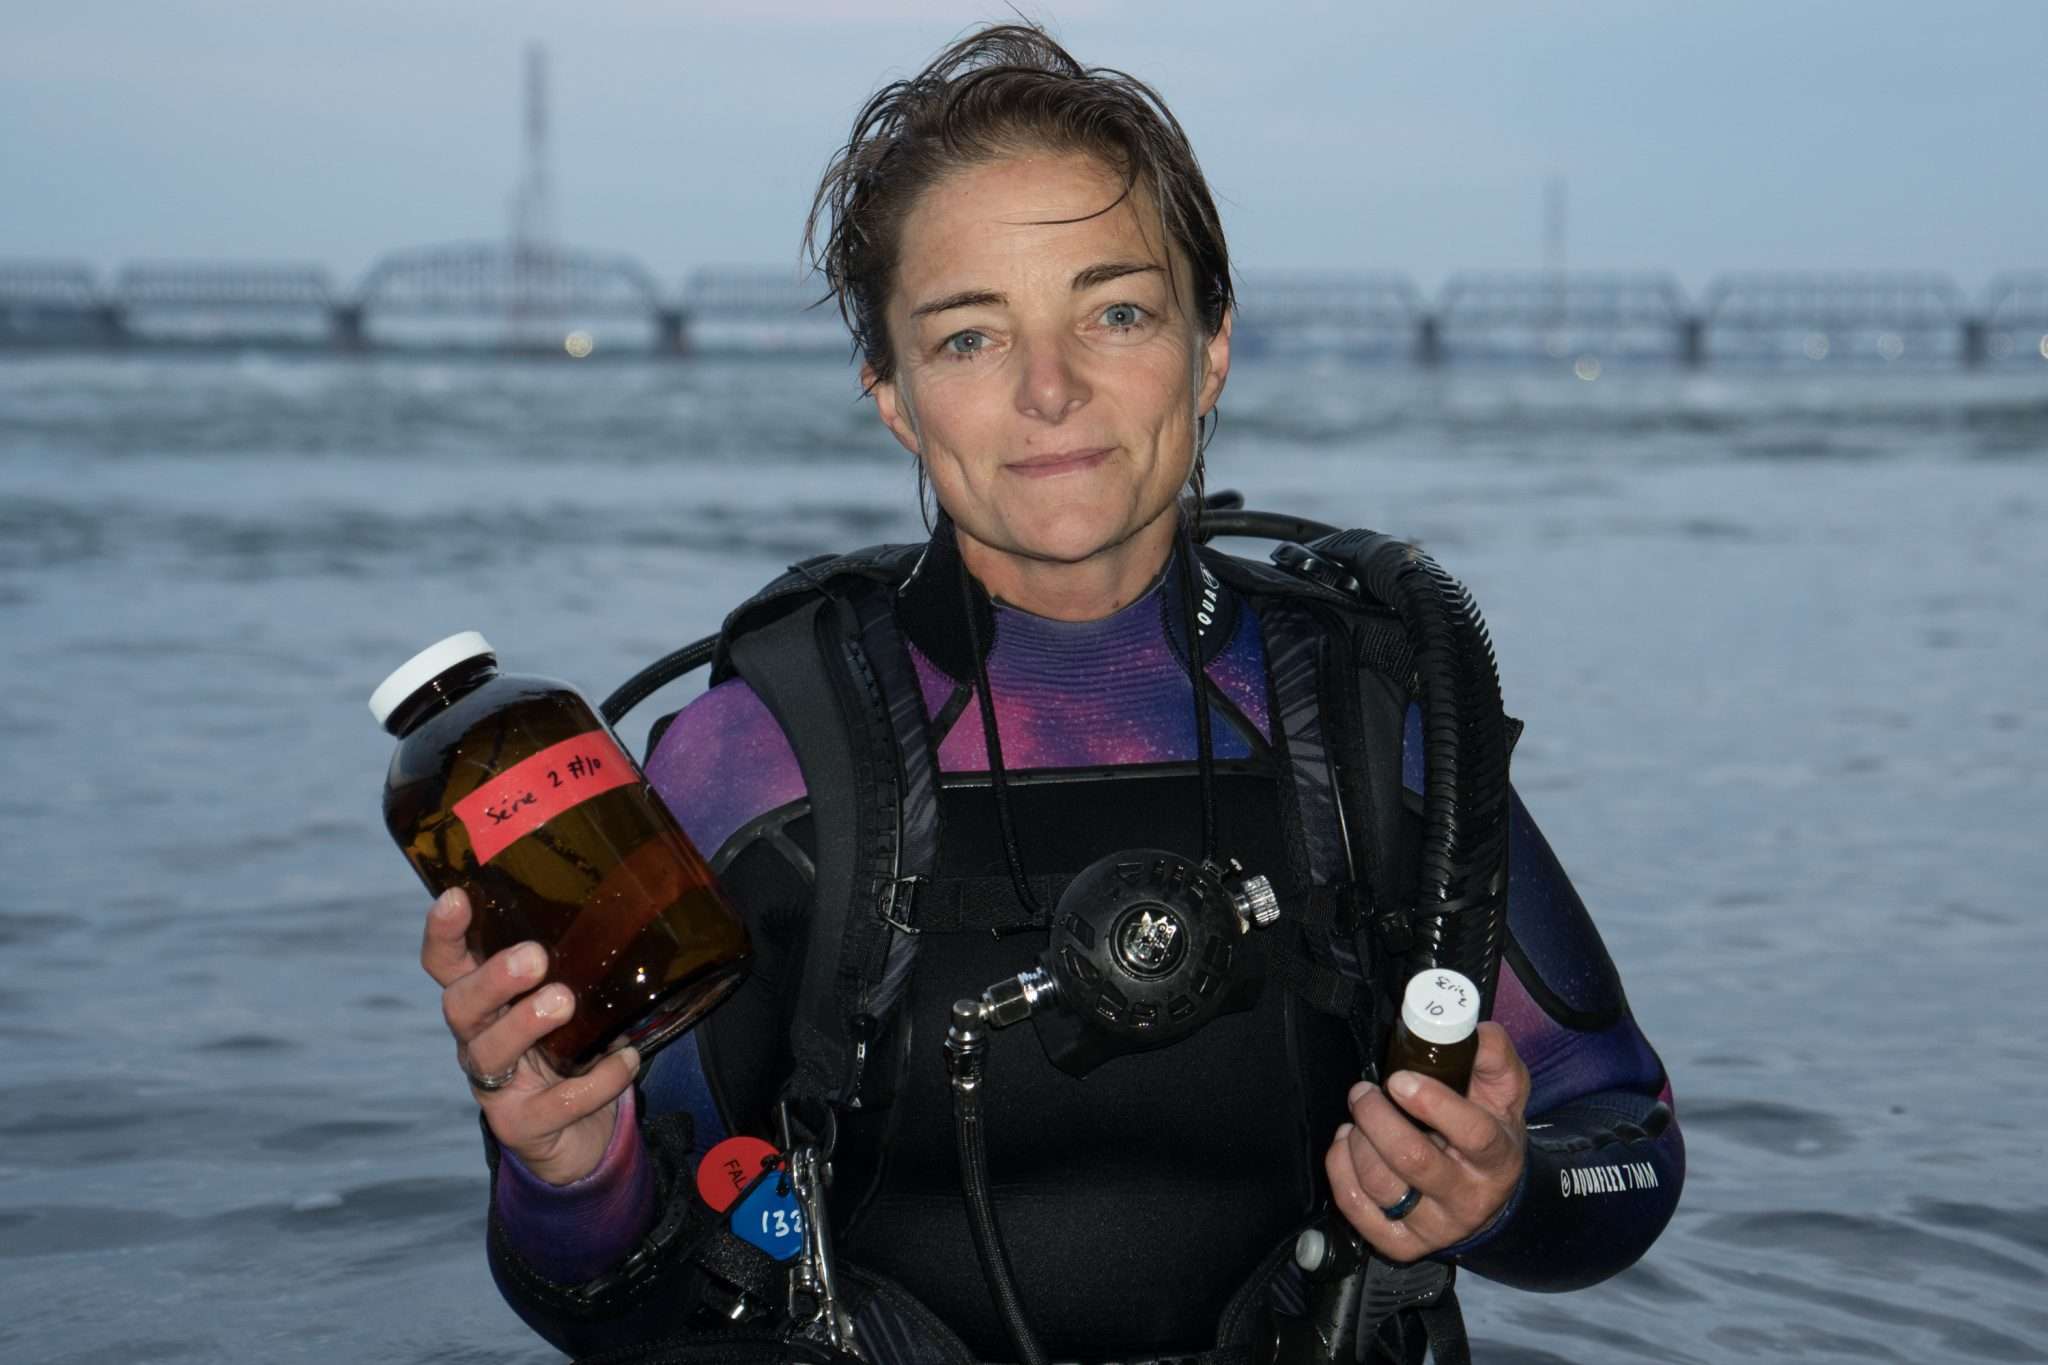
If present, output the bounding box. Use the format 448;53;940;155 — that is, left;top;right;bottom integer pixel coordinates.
369;631;494;725
1401;968;1479;1045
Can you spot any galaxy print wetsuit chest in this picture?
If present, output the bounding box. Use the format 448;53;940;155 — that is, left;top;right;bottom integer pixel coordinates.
833;768;1361;1359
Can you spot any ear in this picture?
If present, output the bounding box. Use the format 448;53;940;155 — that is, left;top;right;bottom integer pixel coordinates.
1196;307;1233;418
864;362;922;457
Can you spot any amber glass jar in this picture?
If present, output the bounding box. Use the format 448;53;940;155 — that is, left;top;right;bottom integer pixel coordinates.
372;631;749;1075
1382;968;1480;1094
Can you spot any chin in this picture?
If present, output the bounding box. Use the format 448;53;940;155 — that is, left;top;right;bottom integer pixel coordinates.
1003;503;1158;565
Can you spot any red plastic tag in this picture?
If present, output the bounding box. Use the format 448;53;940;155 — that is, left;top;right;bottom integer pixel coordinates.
696;1135;781;1214
453;730;638;865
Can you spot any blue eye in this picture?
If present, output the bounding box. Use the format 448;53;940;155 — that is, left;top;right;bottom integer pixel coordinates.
945;331;986;357
1101;303;1147;330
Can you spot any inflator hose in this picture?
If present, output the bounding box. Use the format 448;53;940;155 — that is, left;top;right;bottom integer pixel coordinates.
595;499;1335;728
601;634;717;726
1310;530;1513;1008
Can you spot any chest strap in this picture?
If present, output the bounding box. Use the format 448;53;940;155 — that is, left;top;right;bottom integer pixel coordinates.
883;872;1067;936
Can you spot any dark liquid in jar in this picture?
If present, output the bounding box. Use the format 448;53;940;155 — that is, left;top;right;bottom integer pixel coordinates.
384;663;750;1075
1382;1025;1477;1095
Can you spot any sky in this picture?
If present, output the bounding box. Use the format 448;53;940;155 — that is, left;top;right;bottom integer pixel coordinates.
4;1;2045;301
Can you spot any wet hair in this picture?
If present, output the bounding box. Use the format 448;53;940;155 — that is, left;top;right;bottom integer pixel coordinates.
804;23;1234;387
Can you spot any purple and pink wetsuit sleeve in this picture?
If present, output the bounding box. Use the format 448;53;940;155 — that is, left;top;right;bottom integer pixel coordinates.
491;1086;658;1284
490;678;803;1281
1402;708;1687;1288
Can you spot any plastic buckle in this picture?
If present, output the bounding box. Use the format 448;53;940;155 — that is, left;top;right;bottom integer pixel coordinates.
1372;907;1416;956
877;875;924;934
1271;541;1362;598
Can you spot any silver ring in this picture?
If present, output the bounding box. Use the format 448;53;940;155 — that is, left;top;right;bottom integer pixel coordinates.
461;1051;518;1093
1379;1186;1422;1221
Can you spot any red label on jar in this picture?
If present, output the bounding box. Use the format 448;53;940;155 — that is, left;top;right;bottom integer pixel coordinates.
454;731;639;865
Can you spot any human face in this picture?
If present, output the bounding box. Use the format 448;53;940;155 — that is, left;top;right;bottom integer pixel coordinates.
865;151;1231;617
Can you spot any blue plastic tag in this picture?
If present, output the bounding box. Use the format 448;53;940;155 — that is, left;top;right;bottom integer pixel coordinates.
729;1171;805;1261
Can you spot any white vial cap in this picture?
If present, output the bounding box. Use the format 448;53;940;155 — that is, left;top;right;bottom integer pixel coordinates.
369;631;494;726
1401;968;1480;1045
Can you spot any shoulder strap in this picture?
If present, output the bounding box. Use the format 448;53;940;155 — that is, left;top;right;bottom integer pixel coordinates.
725;598;870;1111
841;574;942;1107
1205;549;1416;1068
718;547;939;1115
710;544;920;685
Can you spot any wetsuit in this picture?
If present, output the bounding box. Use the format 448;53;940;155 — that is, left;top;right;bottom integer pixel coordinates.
486;543;1686;1361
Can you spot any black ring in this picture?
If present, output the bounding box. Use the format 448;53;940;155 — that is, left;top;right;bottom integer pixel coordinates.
1379;1186;1421;1221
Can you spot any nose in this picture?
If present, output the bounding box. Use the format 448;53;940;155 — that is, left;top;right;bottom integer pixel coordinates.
1013;335;1091;424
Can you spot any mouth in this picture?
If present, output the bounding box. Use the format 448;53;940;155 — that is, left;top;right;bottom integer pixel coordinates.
1006;447;1114;479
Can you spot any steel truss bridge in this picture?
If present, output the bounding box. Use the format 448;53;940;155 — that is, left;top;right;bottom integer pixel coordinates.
4;247;2045;367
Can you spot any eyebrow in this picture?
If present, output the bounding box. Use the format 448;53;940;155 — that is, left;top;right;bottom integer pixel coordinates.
907;261;1165;320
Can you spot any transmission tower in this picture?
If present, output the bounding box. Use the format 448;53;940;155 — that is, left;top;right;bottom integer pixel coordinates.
1543;173;1568;333
507;42;559;345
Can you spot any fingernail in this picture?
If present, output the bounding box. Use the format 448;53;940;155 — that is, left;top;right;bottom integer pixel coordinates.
620;1046;642;1077
509;943;546;979
1388;1072;1421;1101
1335;1122;1355;1141
532;985;571;1018
1347;1080;1375;1106
431;890;460;918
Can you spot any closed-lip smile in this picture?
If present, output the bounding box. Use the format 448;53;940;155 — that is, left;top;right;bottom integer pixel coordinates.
1007;447;1114;477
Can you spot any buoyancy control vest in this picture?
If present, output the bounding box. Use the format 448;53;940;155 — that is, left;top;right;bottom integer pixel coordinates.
698;527;1425;1118
584;511;1513;1365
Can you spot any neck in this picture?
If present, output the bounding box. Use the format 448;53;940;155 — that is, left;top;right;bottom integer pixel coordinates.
952;509;1180;621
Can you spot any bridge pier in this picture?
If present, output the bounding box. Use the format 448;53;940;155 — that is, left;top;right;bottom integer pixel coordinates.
1679;316;1706;368
1961;317;1987;368
656;307;689;356
93;304;129;347
332;303;366;351
1415;314;1442;367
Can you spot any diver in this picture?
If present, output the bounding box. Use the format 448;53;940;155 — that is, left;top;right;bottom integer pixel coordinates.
416;24;1684;1364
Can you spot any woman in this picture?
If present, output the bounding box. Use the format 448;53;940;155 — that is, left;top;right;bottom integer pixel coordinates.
420;25;1683;1364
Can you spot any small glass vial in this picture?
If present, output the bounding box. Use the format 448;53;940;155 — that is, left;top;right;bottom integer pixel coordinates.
373;631;750;1075
1382;968;1480;1094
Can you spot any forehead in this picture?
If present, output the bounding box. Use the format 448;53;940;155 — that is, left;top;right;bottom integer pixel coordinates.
892;151;1177;296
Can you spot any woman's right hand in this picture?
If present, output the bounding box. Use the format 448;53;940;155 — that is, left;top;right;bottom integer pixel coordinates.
419;887;641;1186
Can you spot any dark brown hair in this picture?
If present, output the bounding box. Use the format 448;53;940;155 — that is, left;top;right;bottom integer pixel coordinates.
805;23;1234;386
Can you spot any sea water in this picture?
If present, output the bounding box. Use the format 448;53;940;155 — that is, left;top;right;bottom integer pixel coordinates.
1;353;2044;1362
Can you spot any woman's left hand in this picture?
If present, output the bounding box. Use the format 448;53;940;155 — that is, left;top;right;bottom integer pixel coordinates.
1324;1021;1531;1261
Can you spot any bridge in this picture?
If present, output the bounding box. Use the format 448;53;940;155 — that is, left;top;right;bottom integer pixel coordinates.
1700;272;1970;363
114;261;335;309
1230;272;1423;358
4;249;2046;367
1432;272;1692;364
0;261;118;342
677;267;844;353
1979;273;2048;364
350;242;675;348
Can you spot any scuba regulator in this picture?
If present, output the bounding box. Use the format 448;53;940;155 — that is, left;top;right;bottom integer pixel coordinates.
970;850;1281;1075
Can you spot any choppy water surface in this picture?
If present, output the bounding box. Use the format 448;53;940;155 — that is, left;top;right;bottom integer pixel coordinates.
2;354;2045;1363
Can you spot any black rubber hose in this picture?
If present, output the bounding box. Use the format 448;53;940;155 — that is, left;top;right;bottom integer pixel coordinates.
1312;531;1512;1008
1196;508;1341;545
953;1074;1048;1365
596;501;1330;730
600;633;717;726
